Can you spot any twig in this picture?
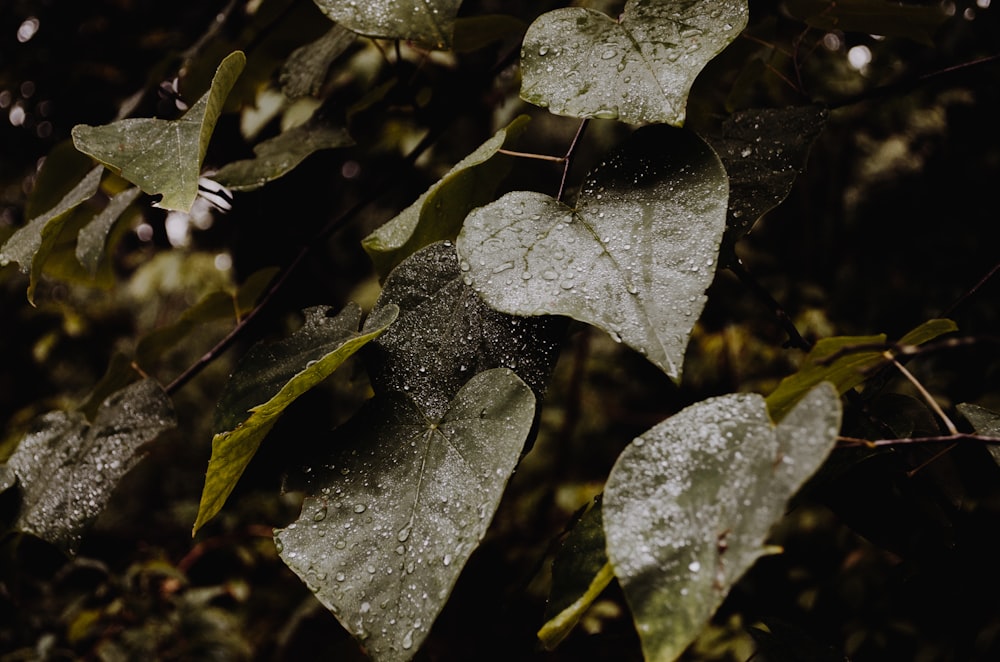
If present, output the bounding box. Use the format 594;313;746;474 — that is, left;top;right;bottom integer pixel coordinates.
726;259;811;351
939;260;1000;319
497;149;565;163
838;433;1000;447
885;352;958;435
558;119;590;202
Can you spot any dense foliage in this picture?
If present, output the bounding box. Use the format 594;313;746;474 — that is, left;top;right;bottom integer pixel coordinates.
2;1;999;660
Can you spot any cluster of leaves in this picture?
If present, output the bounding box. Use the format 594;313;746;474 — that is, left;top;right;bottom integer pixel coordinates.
2;0;999;660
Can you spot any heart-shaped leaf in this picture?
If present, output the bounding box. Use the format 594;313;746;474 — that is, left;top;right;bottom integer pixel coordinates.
194;303;398;534
313;0;463;49
275;367;535;662
71;51;246;212
362;116;529;280
4;379;176;553
213;121;353;192
604;383;841;662
520;0;748;125
0;165;103;303
457;125;727;381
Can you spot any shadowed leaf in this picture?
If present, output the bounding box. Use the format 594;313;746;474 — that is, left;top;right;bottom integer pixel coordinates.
313;0;463;49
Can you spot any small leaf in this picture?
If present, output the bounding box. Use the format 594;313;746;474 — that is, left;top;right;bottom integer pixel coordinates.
76;186;142;274
784;0;948;46
603;384;841;662
457;125;727;380
212;121;353;191
520;0;748;125
898;318;958;346
362;115;529;280
538;497;614;650
5;379;176;553
0;165;103;304
281;24;357;99
956;404;1000;467
194;303;398;534
71;51;246;212
275;367;536;662
313;0;463;49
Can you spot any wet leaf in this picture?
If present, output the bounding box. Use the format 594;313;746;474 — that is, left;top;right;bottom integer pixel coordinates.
275;367;535;662
281;24;357;99
784;0;948;46
538;497;615;649
213;121;353;192
76;186;142;274
520;0;748;125
5;379;176;553
194;303;398;534
71;51;246;212
313;0;464;49
362;116;529;280
604;383;841;662
957;404;1000;467
706;105;828;252
0;165;103;304
364;241;563;420
457;125;727;381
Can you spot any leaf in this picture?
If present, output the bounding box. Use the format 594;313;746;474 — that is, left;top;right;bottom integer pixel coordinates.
212;121;354;192
275;367;535;662
363;241;564;421
705;105;828;251
76;186;142;274
956;404;1000;467
452;15;528;53
362;115;529;280
4;379;176;553
280;24;357;99
603;383;841;662
193;303;398;534
313;0;463;49
0;165;103;304
457;125;727;381
519;0;748;125
783;0;948;46
538;497;615;650
766;319;958;422
71;51;246;212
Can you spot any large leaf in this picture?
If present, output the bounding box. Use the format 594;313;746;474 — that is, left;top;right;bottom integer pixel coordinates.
194;303;399;534
275;367;535;662
71;51;246;212
706;105;828;251
313;0;463;49
212;121;353;192
364;241;564;420
3;379;176;553
362;115;529;280
520;0;748;125
457;125;727;381
604;383;842;662
783;0;948;46
0;166;103;303
957;404;1000;467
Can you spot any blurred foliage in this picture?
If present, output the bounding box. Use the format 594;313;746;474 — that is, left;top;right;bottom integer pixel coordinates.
1;0;1000;660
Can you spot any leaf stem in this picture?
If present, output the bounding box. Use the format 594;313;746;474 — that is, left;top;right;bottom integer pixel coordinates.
557;119;589;202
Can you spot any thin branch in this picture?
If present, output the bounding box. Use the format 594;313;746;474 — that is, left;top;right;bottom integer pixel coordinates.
838;433;1000;447
816;336;1000;367
939;260;1000;319
558;119;590;202
496;149;565;163
726;259;811;351
885;352;958;435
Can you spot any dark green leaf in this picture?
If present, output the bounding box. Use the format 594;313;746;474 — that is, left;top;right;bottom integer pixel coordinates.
275;367;535;662
457;125;727;381
604;384;841;662
71;51;246;212
5;379;176;553
520;0;748;125
784;0;948;46
194;303;398;534
280;24;357;99
313;0;463;49
76;186;142;274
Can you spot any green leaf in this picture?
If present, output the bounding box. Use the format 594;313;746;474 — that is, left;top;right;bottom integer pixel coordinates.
457;125;728;381
0;165;103;304
71;51;246;212
193;303;398;534
956;404;1000;467
362;115;529;280
212;121;353;192
784;0;948;46
363;242;563;420
520;0;748;125
705;105;828;252
280;24;357;99
538;497;615;650
4;379;176;553
313;0;463;49
603;384;841;662
898;318;958;346
275;367;536;662
76;186;142;274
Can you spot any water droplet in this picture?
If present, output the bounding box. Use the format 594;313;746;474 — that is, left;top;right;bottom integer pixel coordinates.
336;572;346;582
313;506;327;521
443;554;452;566
354;504;367;513
397;525;411;542
601;48;617;60
402;630;414;650
689;561;701;573
538;45;549;56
